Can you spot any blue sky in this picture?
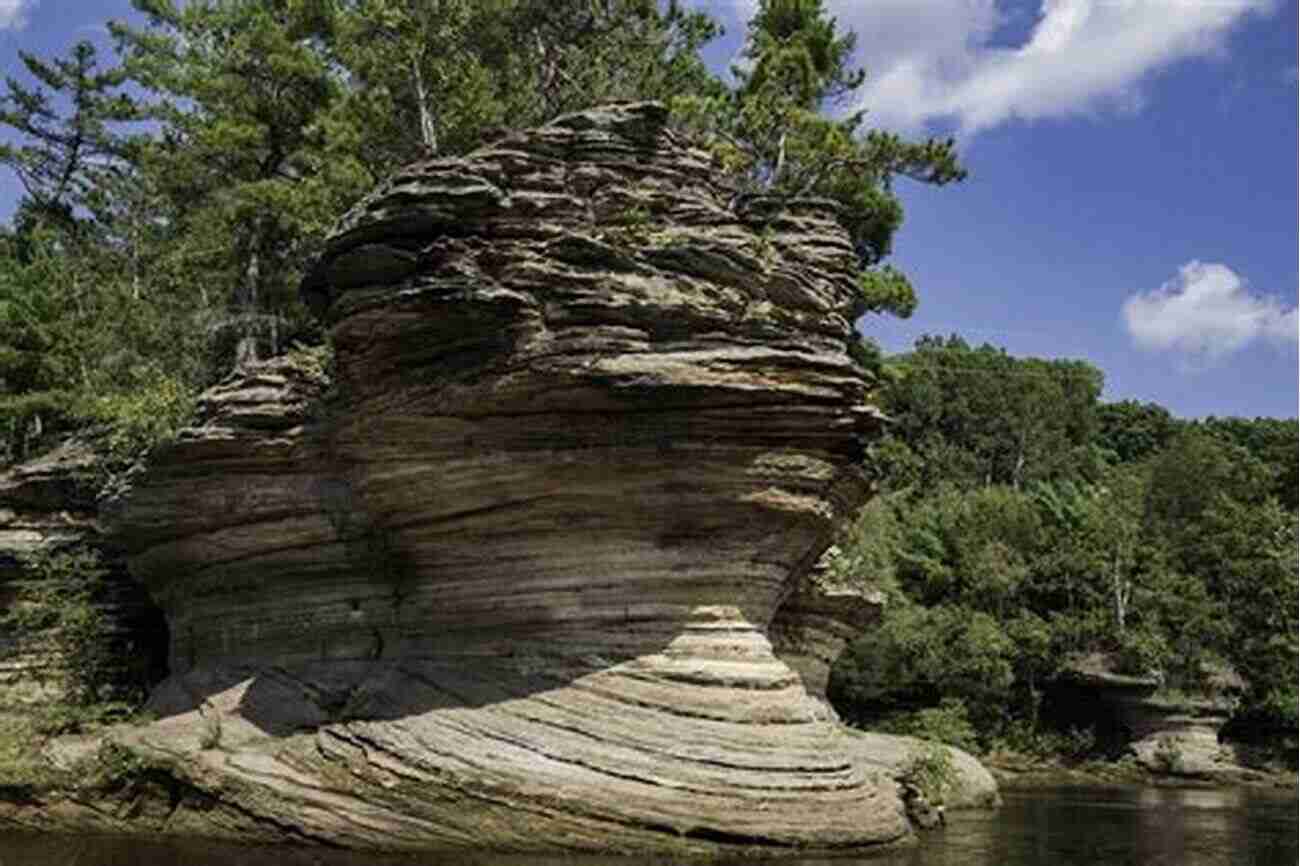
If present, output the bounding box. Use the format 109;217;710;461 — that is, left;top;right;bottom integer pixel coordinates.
2;0;1297;418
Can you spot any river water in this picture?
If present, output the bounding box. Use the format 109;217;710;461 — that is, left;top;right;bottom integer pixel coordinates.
1;784;1295;866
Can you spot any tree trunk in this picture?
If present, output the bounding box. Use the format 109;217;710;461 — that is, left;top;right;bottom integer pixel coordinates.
413;58;437;153
235;247;260;369
1111;544;1130;632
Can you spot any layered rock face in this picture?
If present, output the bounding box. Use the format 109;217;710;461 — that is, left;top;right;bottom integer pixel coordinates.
1057;654;1243;779
768;546;884;715
0;443;166;706
100;103;921;853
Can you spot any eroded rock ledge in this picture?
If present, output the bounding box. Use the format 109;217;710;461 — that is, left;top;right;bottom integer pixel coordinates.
74;102;929;853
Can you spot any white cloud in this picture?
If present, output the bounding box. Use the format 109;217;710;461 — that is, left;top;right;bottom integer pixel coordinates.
821;0;1275;135
0;0;33;30
1122;261;1298;360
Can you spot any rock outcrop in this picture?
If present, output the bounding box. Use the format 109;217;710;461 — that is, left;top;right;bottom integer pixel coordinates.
1057;653;1244;779
0;442;166;706
768;546;884;717
846;731;1001;811
64;103;952;854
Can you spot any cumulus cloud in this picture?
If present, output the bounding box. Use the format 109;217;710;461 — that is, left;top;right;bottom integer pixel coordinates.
0;0;33;30
1122;261;1298;360
819;0;1275;135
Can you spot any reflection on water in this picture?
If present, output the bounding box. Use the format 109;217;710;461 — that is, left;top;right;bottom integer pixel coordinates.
1;785;1295;866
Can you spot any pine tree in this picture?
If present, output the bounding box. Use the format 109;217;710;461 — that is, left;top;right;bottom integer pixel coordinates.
0;40;139;232
673;0;965;320
110;0;362;366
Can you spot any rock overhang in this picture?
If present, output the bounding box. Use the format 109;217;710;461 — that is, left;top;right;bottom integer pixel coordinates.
95;102;940;853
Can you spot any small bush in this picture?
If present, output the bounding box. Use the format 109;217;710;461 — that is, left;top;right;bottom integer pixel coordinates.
900;742;956;805
74;370;196;466
82;740;149;790
1;545;149;714
993;720;1097;761
0;390;76;464
1115;627;1170;678
878;698;979;753
0;714;63;787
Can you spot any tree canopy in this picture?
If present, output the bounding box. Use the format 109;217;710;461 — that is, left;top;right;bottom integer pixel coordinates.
830;334;1298;755
672;0;965;318
1;0;967;462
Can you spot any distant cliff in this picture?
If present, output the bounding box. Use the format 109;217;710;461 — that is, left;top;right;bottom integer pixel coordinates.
2;103;994;854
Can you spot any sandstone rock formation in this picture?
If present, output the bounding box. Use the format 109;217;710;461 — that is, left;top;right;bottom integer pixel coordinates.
846;731;1001;811
0;442;165;706
5;102;990;853
1059;653;1244;780
768;545;884;716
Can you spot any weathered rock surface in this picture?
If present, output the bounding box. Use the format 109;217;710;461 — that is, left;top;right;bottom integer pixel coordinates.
1059;654;1244;779
54;103;958;853
768;545;884;717
845;731;1001;811
0;442;166;706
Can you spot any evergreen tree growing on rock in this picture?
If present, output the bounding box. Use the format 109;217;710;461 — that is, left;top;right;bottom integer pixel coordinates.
673;0;966;320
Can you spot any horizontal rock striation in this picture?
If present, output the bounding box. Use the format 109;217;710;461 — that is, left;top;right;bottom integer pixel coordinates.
97;102;928;853
1055;654;1247;779
0;442;166;706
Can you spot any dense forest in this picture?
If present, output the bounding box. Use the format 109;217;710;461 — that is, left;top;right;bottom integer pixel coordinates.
1;1;1295;759
833;336;1298;755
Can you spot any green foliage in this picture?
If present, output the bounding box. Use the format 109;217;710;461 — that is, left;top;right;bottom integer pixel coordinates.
880;335;1105;491
110;0;360;362
1191;495;1299;707
0;546;138;709
900;741;956;805
824;494;902;597
0;391;74;463
878;698;979;753
83;739;151;790
75;370;196;466
833;602;1015;739
1146;431;1270;539
670;0;963;325
0;40;140;226
993;720;1096;761
1114;626;1171;678
1096;400;1177;465
857;266;917;319
830;333;1297;759
1194;416;1299;510
30;701;146;738
0;714;61;787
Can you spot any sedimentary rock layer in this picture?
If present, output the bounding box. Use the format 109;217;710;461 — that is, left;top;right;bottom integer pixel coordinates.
1058;655;1243;779
768;546;885;715
0;443;166;705
100;102;919;853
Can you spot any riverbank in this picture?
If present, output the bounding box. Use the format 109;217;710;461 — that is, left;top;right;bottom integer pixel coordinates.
984;749;1297;792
